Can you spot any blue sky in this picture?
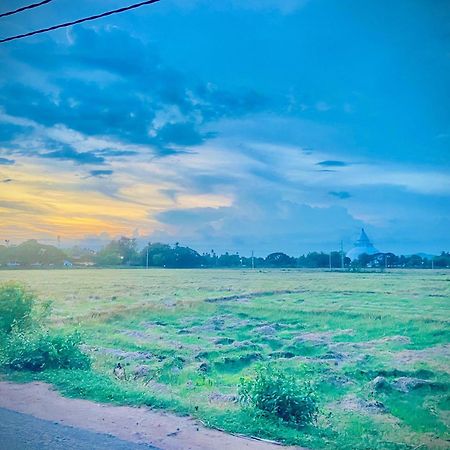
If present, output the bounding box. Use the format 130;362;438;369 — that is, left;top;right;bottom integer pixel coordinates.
0;0;449;254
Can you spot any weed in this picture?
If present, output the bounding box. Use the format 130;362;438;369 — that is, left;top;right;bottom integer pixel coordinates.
1;330;90;371
0;283;89;372
0;282;35;333
239;364;318;426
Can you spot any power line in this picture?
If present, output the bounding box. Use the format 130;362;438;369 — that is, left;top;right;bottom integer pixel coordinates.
0;0;161;44
0;0;53;19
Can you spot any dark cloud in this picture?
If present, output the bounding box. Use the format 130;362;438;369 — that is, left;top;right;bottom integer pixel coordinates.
1;178;13;183
156;122;205;147
0;26;265;161
317;160;349;167
96;149;138;157
0;157;15;165
329;191;351;199
89;169;113;177
197;87;265;122
41;148;105;165
153;190;362;254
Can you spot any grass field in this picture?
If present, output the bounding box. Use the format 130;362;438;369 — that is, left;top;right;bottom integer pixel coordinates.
1;268;449;449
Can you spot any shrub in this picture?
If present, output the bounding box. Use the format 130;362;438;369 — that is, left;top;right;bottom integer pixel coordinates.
2;330;91;372
238;365;318;426
0;282;35;333
0;282;90;372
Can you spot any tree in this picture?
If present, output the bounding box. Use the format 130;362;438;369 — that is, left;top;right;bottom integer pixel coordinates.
140;243;203;268
406;254;423;268
265;252;295;267
140;243;173;267
357;253;374;267
0;240;67;266
330;251;342;268
0;282;35;333
95;237;138;266
218;252;241;267
297;252;330;268
434;252;450;268
170;245;203;268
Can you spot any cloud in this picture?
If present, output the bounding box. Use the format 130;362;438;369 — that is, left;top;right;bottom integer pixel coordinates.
0;26;265;162
89;169;113;177
1;179;13;183
41;147;105;165
0;15;448;254
158;189;179;201
0;122;33;144
96;149;138;157
0;200;47;214
157;207;227;226
0;111;151;170
317;160;349;167
156;122;205;147
329;191;351;199
151;194;363;254
0;157;15;165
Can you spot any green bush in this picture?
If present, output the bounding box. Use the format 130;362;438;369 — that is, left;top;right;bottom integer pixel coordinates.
0;282;35;333
239;365;318;426
0;282;90;372
2;330;91;372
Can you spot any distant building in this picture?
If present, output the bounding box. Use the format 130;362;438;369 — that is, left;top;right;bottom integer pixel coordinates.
346;228;380;261
6;261;20;267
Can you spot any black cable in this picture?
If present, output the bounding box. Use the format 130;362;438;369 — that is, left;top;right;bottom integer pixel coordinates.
0;0;53;19
0;0;161;44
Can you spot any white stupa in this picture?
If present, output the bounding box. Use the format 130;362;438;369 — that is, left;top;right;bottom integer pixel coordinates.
346;228;379;261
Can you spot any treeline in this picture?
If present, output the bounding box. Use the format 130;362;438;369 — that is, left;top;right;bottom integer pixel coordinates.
1;238;449;269
352;252;450;269
0;240;68;267
78;238;351;268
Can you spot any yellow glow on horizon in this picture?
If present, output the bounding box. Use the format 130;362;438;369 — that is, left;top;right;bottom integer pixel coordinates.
0;156;233;242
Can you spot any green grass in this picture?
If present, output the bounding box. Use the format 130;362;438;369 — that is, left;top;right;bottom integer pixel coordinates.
0;268;449;449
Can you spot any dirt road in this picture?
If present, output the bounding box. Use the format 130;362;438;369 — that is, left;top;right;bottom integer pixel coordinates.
0;382;303;450
0;407;158;450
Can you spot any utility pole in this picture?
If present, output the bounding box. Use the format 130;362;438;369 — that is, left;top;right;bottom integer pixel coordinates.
329;251;332;270
340;241;344;270
251;250;255;270
146;245;149;269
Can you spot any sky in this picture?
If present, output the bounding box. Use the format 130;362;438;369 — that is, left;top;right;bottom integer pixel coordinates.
0;0;449;255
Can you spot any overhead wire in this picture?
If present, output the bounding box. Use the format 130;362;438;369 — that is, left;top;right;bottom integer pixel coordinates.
0;0;161;44
0;0;53;19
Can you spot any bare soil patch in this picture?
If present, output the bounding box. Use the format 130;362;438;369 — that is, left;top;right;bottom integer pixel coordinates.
295;329;354;345
395;344;450;366
204;289;307;303
335;394;387;415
